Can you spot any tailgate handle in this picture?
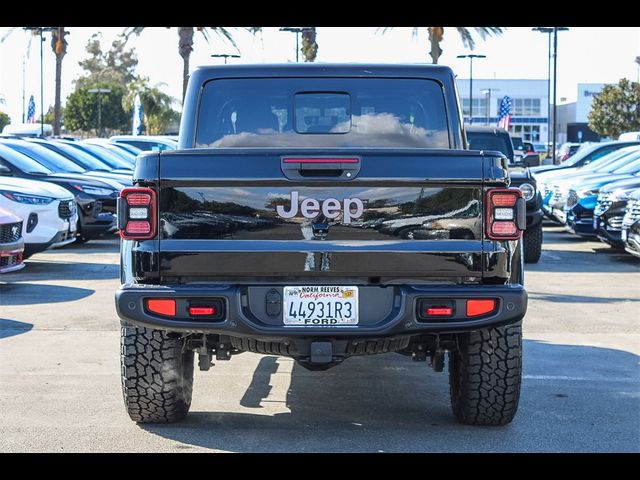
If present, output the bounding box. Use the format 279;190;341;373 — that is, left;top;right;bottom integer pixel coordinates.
281;157;360;180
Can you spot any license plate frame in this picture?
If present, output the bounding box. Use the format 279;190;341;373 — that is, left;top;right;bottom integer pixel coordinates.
283;286;359;326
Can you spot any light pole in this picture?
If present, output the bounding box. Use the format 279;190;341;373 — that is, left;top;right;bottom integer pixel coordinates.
211;53;240;64
551;27;569;164
88;88;111;137
457;54;486;124
532;27;553;156
635;56;640;83
279;27;311;63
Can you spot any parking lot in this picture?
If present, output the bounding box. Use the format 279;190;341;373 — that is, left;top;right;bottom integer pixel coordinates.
0;224;639;452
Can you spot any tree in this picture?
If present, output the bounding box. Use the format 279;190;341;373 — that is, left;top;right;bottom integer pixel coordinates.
43;105;55;124
301;27;318;62
380;27;503;64
0;111;10;131
51;27;69;136
122;77;181;135
76;33;138;87
63;83;129;135
588;79;640;139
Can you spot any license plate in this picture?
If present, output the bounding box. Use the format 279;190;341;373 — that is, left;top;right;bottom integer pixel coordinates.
622;229;628;242
593;217;599;230
283;286;358;326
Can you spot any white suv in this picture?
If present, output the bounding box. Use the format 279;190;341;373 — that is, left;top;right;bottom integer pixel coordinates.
0;176;78;258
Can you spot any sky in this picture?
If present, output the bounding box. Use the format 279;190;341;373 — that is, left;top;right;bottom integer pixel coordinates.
1;26;639;124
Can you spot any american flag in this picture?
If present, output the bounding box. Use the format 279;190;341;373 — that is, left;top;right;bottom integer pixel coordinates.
26;95;36;123
497;96;512;131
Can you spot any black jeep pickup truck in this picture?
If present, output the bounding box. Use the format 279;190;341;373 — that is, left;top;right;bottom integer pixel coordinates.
116;64;528;426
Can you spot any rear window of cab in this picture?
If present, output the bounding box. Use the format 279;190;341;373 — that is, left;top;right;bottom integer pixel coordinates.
195;78;450;149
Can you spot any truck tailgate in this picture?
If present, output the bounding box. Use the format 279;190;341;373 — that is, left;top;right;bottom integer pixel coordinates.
156;150;496;283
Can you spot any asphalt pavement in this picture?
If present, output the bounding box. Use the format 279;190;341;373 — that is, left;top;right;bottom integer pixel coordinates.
0;225;639;452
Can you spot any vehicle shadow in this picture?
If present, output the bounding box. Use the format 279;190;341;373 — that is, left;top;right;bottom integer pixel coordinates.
57;236;120;253
0;319;33;339
528;249;640;273
0;283;95;305
2;261;119;282
137;340;640;452
527;292;640;303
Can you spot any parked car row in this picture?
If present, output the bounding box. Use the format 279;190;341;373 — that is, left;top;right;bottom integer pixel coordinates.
0;134;177;272
533;141;640;257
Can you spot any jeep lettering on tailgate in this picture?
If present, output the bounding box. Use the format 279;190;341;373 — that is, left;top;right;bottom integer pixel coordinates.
276;191;364;223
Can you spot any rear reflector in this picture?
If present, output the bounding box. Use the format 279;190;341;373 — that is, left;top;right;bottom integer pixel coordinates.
426;307;453;316
189;306;216;316
466;299;496;317
146;299;176;316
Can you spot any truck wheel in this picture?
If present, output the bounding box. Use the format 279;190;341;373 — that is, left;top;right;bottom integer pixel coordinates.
120;325;194;423
523;224;543;263
448;321;522;426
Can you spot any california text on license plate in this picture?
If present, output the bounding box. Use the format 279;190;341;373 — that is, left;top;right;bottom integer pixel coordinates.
283;286;358;326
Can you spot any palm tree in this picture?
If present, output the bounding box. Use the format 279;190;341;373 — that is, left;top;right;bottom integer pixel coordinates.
125;27;253;102
51;27;69;136
380;27;504;64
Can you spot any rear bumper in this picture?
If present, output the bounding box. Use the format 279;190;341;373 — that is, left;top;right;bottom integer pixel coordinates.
116;283;527;337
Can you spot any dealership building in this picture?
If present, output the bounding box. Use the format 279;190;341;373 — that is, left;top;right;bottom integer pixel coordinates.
456;79;549;143
556;83;608;144
456;79;609;145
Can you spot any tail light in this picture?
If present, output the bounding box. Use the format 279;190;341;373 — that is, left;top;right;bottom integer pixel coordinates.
486;188;526;240
466;299;497;317
118;187;156;240
146;299;176;316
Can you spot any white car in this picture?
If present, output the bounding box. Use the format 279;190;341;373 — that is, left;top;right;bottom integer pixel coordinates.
109;135;177;152
0;176;78;258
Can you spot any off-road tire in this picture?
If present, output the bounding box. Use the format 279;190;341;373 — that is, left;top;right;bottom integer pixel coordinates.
523;223;543;263
448;321;522;426
120;325;194;423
